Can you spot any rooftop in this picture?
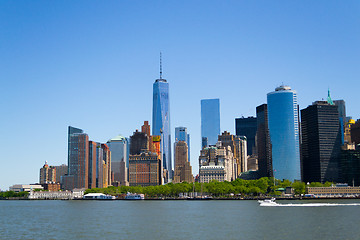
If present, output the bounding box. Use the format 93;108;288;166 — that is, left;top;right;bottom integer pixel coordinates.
108;135;126;142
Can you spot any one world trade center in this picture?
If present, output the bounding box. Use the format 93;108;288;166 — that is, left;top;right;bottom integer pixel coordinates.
152;54;172;182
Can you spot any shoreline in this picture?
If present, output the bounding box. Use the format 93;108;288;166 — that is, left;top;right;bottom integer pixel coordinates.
2;196;360;201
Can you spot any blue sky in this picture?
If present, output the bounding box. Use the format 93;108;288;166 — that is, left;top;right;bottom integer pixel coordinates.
0;1;359;190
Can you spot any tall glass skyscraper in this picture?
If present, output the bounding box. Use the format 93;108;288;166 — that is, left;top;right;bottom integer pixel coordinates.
235;116;257;156
201;99;220;146
64;126;89;190
107;135;129;185
152;77;171;180
267;86;301;181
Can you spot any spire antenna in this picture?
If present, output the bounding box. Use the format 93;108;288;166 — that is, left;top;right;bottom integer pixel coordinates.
160;52;162;79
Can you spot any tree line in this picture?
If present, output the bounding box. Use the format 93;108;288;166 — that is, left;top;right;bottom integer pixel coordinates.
85;178;334;198
0;191;29;199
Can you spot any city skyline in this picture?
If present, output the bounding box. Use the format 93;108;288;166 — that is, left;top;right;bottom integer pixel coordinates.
1;1;359;190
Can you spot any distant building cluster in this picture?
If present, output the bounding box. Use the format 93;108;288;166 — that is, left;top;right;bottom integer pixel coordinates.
11;60;360;192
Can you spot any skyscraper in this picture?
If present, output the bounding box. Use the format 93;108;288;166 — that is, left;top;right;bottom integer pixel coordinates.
63;126;89;190
142;121;155;153
340;147;360;186
334;99;346;144
201;98;220;146
256;104;272;178
93;142;111;188
130;130;148;155
301;101;342;183
152;56;171;180
175;126;190;163
235;117;257;156
218;131;247;175
173;141;193;183
88;141;97;188
267;85;301;181
54;164;68;183
107;135;129;186
39;161;56;184
101;144;111;188
129;127;161;187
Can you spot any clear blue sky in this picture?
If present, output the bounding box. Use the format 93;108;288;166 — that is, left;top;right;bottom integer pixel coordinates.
1;1;359;190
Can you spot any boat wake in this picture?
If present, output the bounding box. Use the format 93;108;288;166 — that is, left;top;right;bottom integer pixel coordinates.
260;202;360;207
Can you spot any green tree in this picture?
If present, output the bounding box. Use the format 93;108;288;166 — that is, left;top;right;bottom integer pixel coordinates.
292;181;306;195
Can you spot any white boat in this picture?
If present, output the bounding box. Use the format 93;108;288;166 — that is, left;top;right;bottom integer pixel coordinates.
125;192;145;200
258;198;277;206
83;193;116;200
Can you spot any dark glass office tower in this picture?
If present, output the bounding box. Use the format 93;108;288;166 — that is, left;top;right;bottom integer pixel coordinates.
68;126;83;165
340;148;360;186
201;99;220;146
235;117;257;156
301;101;342;183
256;104;272;178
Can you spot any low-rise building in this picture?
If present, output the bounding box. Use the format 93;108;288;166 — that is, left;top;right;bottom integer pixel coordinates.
28;188;85;200
199;165;225;183
307;186;360;197
28;191;73;200
9;184;44;192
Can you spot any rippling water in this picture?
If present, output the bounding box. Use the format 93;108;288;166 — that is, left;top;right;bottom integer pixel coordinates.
1;199;360;240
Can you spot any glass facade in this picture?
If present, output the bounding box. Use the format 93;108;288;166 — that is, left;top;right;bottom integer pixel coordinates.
267;86;300;181
107;135;129;183
68;126;83;173
152;79;172;179
201;99;220;146
301;103;341;183
67;126;89;189
256;104;272;178
235;117;257;156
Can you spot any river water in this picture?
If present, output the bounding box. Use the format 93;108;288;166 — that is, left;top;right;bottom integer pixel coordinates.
1;199;360;240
